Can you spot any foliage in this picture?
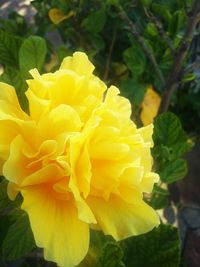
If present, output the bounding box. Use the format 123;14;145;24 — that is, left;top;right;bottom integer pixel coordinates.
0;0;198;266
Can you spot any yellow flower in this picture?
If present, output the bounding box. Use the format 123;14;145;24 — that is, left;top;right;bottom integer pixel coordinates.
0;52;159;267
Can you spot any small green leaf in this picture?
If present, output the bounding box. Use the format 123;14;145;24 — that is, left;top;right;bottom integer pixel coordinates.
150;192;169;210
152;3;172;23
182;73;196;83
122;224;180;267
169;10;186;36
19;36;47;76
140;0;152;7
151;185;169;210
0;215;13;258
0;67;28;111
153;112;182;146
160;159;187;184
0;30;22;67
123;45;146;77
82;8;106;34
96;242;125;267
153;184;169;195
146;23;158;36
107;0;119;6
0;180;10;211
120;79;146;105
2;214;35;260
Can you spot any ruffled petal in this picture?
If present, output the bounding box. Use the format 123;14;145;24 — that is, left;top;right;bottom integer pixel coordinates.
0;82;22;110
87;195;160;241
60;52;95;77
21;187;89;267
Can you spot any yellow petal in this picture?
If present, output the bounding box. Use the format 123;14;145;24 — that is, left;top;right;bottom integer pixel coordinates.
140;86;161;126
75;144;91;198
3;136;64;186
48;8;74;25
0;83;31;162
0;82;21;110
139;172;159;193
7;182;19;200
137;124;153;145
3;135;33;184
21;187;89;267
27;68;106;123
37;104;82;140
25;89;50;122
60;52;95;77
87;195;160;241
105;86;132;118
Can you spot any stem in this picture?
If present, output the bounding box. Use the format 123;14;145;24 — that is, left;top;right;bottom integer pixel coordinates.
143;8;175;56
103;25;118;81
159;0;200;113
119;6;165;86
182;58;200;76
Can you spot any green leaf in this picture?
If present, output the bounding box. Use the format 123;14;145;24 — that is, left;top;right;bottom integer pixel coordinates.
160;159;187;184
150;192;169;210
82;8;106;34
120;79;146;105
89;34;105;52
169;10;186;36
153;184;169;195
182;73;196;83
0;67;28;111
107;0;119;6
140;0;152;7
153;112;182;146
19;36;47;76
79;230;115;267
153;112;192;160
96;242;125;267
0;30;22;67
122;224;180;267
123;45;146;77
2;214;35;260
0;180;10;211
152;3;172;23
146;23;158;36
150;184;170;209
0;215;13;258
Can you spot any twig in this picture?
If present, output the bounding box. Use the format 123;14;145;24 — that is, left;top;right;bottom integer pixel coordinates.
182;58;200;76
143;8;175;56
159;0;200;113
119;6;165;86
103;25;118;81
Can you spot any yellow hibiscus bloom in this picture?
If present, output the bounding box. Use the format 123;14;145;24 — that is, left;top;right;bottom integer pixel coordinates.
0;52;159;267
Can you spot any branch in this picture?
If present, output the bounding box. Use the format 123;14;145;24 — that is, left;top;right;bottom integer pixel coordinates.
103;25;118;81
159;0;200;113
182;58;200;76
143;8;175;56
119;7;165;86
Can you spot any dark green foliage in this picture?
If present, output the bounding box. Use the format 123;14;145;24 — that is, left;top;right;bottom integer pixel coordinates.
120;79;147;105
151;112;192;209
0;180;11;211
0;30;22;67
2;214;35;260
122;224;180;267
96;242;125;267
123;44;146;77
